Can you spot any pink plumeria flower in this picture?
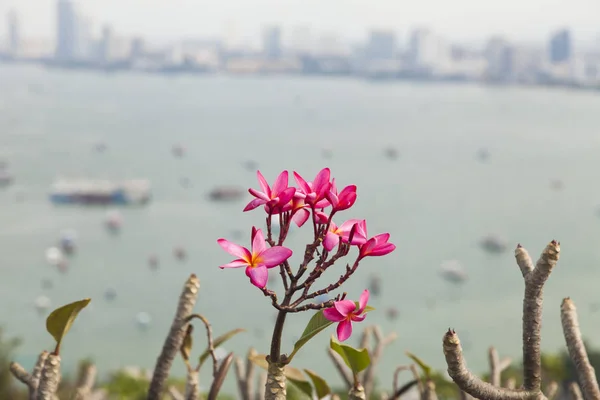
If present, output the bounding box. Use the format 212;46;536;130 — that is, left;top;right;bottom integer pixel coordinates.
293;167;332;208
327;179;357;212
289;195;311;227
323;219;368;252
324;290;370;342
358;233;396;260
244;170;296;213
217;227;293;288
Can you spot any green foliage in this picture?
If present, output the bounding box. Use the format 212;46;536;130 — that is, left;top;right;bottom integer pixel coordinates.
198;328;245;369
330;337;371;374
304;368;332;399
0;327;24;400
427;371;462;400
45;298;91;354
405;352;432;380
287;304;375;362
180;325;193;362
288;310;334;362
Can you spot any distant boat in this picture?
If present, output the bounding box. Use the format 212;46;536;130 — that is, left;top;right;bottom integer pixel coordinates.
34;296;51;314
440;260;468;284
480;235;508;254
208;187;244;202
0;170;13;187
105;210;123;232
49;179;151;206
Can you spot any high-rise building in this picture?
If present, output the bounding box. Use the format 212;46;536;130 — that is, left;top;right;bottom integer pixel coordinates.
365;30;397;60
408;28;449;71
549;29;572;64
55;0;79;60
484;37;514;81
7;9;20;56
262;26;282;59
98;25;115;62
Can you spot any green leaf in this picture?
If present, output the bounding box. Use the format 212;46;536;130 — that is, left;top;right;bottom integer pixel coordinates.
406;351;432;379
288;376;313;399
287;310;334;362
329;337;371;374
248;354;310;384
287;379;312;400
287;303;374;363
45;298;91;354
198;328;245;368
304;369;331;399
180;324;193;361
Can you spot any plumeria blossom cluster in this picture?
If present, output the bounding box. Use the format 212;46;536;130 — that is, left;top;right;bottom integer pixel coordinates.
217;167;395;342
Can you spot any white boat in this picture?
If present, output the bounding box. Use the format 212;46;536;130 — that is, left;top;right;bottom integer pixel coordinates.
49;179;151;206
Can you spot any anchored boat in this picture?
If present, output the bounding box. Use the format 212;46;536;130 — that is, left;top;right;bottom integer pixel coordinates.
49;179;151;206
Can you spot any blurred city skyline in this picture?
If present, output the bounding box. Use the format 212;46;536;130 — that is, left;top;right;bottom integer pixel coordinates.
0;0;599;47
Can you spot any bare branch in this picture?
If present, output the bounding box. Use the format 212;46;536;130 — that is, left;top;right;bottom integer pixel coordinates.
360;326;373;351
545;381;558;400
520;241;560;391
443;329;541;400
506;378;517;390
186;313;218;376
73;363;97;400
560;297;600;400
30;352;49;400
167;386;184;400
363;326;397;396
489;347;501;387
568;382;583;400
10;362;32;387
409;364;424;396
515;244;534;278
423;380;439;400
392;365;410;394
36;354;61;400
235;348;257;400
349;383;367;400
147;274;200;400
184;371;200;400
328;348;353;388
256;371;267;400
208;352;234;400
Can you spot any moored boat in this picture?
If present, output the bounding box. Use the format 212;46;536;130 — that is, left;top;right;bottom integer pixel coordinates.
49;179;151;206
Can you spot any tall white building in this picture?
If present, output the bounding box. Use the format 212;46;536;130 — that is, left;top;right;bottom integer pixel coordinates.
408;28;451;73
7;9;20;56
55;0;80;60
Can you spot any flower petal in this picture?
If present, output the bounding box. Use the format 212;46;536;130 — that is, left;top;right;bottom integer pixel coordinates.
373;233;391;244
243;197;267;212
271;170;289;195
256;170;271;197
217;239;251;260
292;208;310;227
351;314;366;322
252;228;267;254
219;259;249;269
248;188;271;202
246;265;269;288
334;300;357;317
313;168;331;195
293;171;311;194
258;246;292;267
358;289;370;313
337;319;353;342
277;187;296;206
323;307;345;322
323;231;340;252
370;243;396;257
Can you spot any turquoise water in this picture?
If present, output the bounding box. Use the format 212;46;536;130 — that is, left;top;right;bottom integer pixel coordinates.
1;64;600;393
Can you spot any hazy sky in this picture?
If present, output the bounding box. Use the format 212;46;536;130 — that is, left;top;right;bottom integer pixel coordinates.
0;0;599;46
